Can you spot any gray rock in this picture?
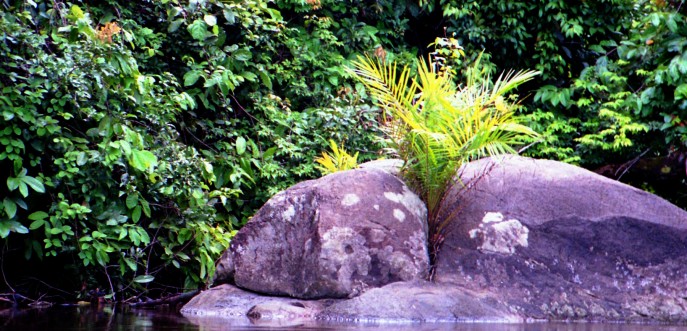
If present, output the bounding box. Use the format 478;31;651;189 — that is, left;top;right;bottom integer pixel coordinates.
185;155;687;325
181;281;519;325
181;284;331;328
319;280;520;323
217;168;429;299
435;155;687;322
358;159;404;176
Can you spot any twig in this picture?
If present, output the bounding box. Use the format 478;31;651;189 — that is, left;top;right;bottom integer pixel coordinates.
427;157;498;281
0;242;15;293
26;277;73;296
615;148;651;181
127;290;199;308
517;138;543;154
103;265;115;302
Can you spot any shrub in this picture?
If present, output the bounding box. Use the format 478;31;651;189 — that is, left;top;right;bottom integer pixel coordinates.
351;52;539;274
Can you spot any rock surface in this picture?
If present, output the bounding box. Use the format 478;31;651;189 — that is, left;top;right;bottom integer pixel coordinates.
318;280;520;323
214;168;429;299
181;284;329;327
185;156;687;325
182;281;520;324
436;155;687;322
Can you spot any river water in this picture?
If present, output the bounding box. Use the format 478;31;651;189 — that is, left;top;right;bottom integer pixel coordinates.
2;305;687;331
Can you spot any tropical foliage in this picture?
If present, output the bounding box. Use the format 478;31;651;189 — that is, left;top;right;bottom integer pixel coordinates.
2;0;687;302
0;0;387;301
314;140;359;175
351;53;539;268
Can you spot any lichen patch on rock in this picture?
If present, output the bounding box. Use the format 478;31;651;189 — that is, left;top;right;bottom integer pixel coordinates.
393;209;406;222
341;193;360;206
468;212;529;254
282;205;296;221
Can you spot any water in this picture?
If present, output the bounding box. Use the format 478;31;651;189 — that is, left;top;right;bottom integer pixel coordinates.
2;306;687;331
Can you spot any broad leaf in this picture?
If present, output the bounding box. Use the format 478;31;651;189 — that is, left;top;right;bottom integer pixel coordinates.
236;137;246;155
183;70;202;87
133;275;155;283
129;149;157;172
3;198;17;219
21;176;45;193
126;194;138;209
187;19;208;41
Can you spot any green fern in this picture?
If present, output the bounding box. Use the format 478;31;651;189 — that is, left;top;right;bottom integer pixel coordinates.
350;53;540;269
314;140;359;175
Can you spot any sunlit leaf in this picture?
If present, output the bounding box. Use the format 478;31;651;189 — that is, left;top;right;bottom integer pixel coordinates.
133;274;155;283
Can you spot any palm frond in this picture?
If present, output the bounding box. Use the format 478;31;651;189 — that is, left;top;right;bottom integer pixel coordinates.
350;52;541;267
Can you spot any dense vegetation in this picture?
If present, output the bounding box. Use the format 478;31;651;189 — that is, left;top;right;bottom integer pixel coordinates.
2;0;686;303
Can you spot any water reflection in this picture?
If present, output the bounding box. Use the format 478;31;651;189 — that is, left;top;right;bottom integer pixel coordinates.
0;305;197;331
1;306;687;331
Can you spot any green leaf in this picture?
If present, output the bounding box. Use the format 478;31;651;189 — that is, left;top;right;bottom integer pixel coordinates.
130;228;141;246
675;84;687;100
236;137;246;155
11;221;28;234
263;147;278;159
132;206;142;222
187;19;208;41
92;231;107;239
223;9;236;24
1;220;28;236
15;198;26;210
29;220;45;230
203;14;217;27
3;198;17;219
168;19;184;33
96;250;108;267
28;211;49;221
128;149;158;172
183;70;202;87
126;194;138;209
18;182;28;198
118;228;128;240
233;49;252;62
138;228;150;245
133;275;155;283
0;223;9;238
141;199;151;218
7;177;20;191
123;257;137;272
259;70;272;90
21;176;45;193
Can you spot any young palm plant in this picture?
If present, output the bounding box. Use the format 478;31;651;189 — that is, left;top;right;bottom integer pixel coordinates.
350;54;540;274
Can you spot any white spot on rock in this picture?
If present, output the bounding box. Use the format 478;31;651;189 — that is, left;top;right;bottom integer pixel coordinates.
341;193;360;206
282;205;295;222
383;187;427;229
469;212;529;255
482;212;504;223
384;191;403;203
393;209;406;222
373;205;380;210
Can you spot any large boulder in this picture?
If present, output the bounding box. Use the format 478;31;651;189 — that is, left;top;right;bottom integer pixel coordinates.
215;168;429;299
185;156;687;325
436;155;687;322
